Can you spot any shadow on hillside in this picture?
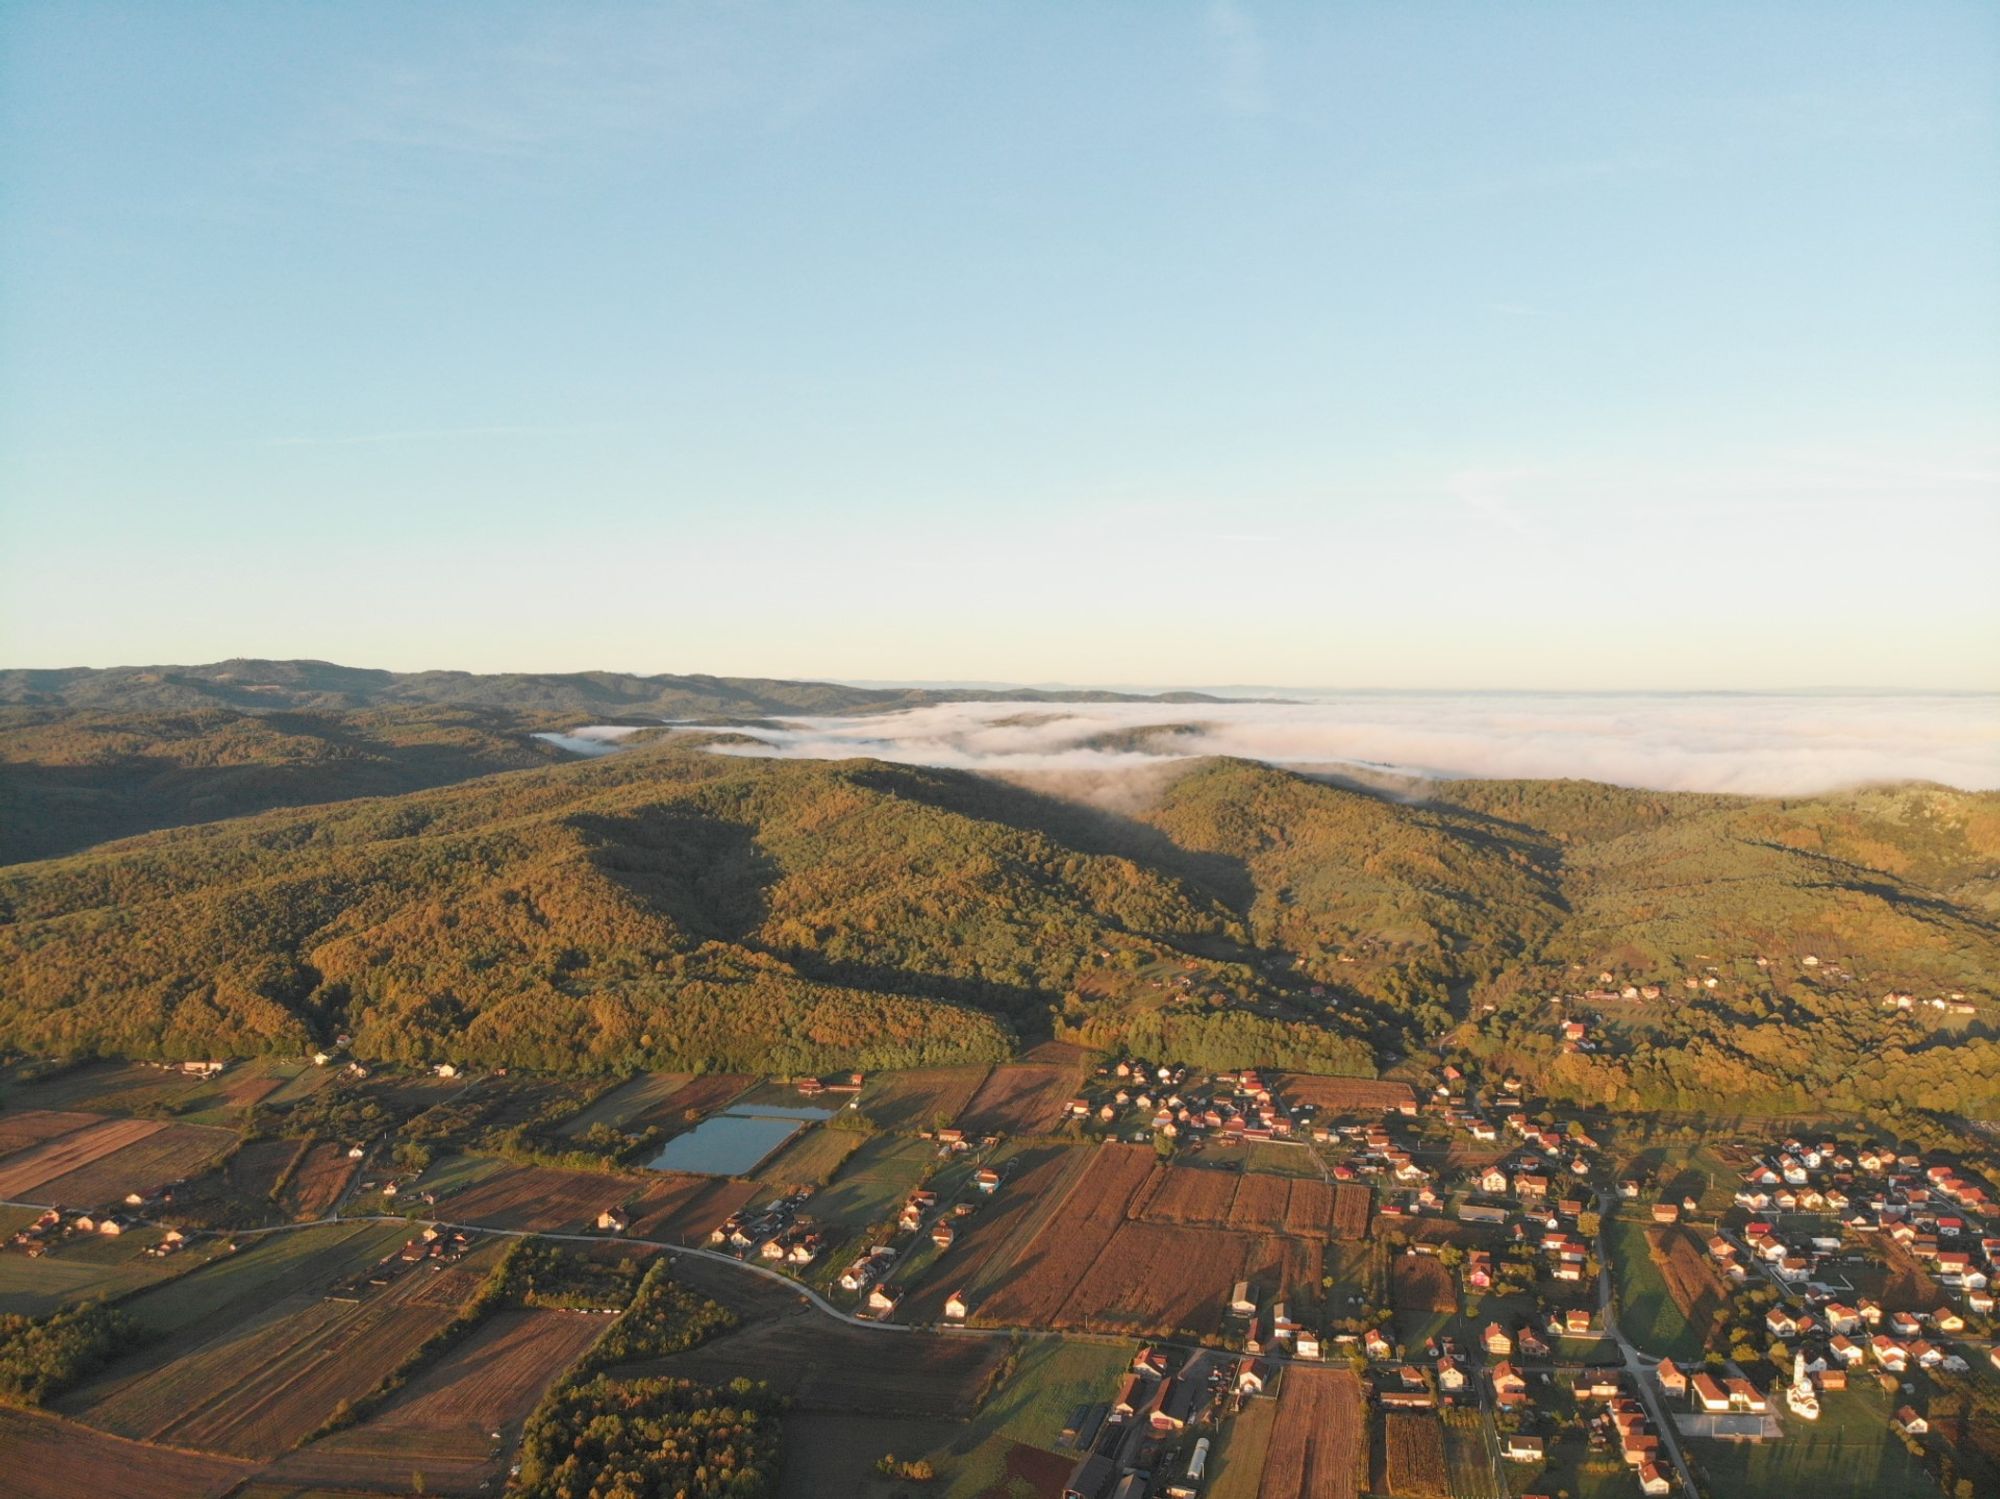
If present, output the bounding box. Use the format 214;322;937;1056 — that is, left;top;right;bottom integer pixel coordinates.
570;805;777;945
838;761;1259;916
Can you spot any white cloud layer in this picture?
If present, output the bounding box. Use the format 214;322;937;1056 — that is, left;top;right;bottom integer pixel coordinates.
671;694;2000;796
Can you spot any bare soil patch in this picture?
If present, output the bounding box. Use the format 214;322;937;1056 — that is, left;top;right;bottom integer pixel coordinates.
0;1107;102;1154
0;1406;253;1499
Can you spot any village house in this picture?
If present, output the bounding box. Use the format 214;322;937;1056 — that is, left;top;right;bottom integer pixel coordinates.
1726;1378;1768;1413
1692;1373;1731;1413
1655;1359;1687;1398
1504;1435;1545;1463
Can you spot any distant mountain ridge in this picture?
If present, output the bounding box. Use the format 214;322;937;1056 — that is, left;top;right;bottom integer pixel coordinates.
0;659;1234;716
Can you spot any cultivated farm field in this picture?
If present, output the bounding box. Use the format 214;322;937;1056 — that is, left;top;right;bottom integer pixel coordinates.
1261;1365;1365;1499
1130;1164;1365;1240
72;1243;501;1457
974;1144;1154;1326
859;1065;991;1132
756;1125;863;1186
1648;1224;1723;1331
899;1143;1090;1322
637;1072;754;1132
1330;1181;1373;1238
1058;1221;1264;1338
0;1406;254;1499
0;1116;165;1197
432;1162;635;1232
265;1307;605;1494
0;1107;101;1154
28;1122;236;1206
631;1307;1005;1418
1383;1412;1450;1497
555;1071;694;1135
1441;1408;1502;1499
956;1063;1078;1135
1392;1253;1457;1314
623;1172;760;1242
278;1141;357;1218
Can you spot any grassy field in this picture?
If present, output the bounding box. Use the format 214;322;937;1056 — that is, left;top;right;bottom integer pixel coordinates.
1513;1430;1640;1499
858;1066;991;1133
111;1221;408;1337
1687;1384;1937;1499
918;1338;1134;1499
1208;1393;1279;1499
555;1072;694;1135
1607;1211;1705;1361
0;1225;214;1316
811;1134;939;1230
1441;1407;1502;1499
758;1125;864;1186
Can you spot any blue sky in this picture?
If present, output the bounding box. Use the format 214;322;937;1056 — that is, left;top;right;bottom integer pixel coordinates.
2;2;1995;688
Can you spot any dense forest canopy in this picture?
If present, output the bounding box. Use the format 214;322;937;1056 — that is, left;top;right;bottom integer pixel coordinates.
1;697;1996;1111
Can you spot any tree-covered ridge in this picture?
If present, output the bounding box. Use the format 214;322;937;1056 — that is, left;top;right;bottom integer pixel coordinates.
0;751;1236;1072
0;747;1994;1097
0;703;569;864
1437;778;2000;992
1138;760;1566;1014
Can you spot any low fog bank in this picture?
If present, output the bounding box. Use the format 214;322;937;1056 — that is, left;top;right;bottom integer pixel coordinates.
674;694;2000;797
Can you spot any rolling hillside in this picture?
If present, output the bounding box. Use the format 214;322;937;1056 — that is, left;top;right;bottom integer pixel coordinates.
1;741;1995;1111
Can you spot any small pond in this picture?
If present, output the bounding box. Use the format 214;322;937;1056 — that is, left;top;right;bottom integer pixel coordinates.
645;1111;805;1175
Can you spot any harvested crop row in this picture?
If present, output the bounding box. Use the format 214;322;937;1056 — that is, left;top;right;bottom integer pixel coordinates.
1384;1411;1450;1497
976;1144;1155;1327
0;1117;166;1198
1261;1365;1365;1499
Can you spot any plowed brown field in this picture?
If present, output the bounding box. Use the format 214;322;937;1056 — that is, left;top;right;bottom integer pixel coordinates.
0;1117;166;1197
264;1308;605;1493
957;1064;1079;1135
28;1123;236;1206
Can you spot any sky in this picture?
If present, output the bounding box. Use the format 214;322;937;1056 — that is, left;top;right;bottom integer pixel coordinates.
2;2;1996;690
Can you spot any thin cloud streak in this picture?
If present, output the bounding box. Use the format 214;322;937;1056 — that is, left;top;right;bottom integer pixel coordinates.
671;694;2000;797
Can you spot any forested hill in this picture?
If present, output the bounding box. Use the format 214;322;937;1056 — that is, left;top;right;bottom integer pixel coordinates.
1;744;1996;1112
0;663;1235;863
0;659;1229;715
0;705;570;865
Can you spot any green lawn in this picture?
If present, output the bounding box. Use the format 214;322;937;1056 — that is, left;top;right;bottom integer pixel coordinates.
1607;1211;1706;1361
1689;1385;1937;1499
